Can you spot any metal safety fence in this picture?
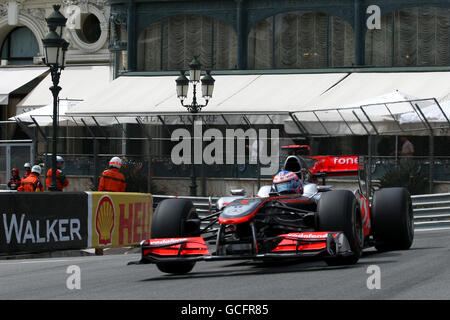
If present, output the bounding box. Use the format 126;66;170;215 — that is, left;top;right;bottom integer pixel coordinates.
412;192;450;231
29;154;450;181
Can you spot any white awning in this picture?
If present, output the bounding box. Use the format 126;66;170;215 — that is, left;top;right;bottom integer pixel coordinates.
0;67;48;105
10;99;113;127
307;72;450;110
63;70;450;136
17;65;112;112
400;100;450;124
10;99;80;126
66;73;349;117
336;90;418;113
291;90;420;126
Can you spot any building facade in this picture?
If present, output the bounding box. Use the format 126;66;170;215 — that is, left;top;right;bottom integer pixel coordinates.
109;0;450;74
101;0;450;195
0;0;111;66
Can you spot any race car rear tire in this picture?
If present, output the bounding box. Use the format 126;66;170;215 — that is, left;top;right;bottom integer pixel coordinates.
151;199;199;274
371;187;414;251
317;190;363;266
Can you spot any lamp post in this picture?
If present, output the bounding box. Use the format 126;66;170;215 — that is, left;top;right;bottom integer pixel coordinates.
42;5;68;191
175;57;215;196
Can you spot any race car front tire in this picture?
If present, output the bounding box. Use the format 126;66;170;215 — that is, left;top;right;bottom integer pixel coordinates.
371;187;414;251
151;198;199;274
317;190;363;266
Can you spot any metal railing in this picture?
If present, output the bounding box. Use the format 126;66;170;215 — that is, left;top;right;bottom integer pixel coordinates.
153;195;219;229
412;192;450;231
153;192;450;232
153;194;218;216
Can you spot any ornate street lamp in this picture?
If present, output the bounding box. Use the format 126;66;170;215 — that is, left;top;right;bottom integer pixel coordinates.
175;57;215;195
176;56;215;113
42;5;68;191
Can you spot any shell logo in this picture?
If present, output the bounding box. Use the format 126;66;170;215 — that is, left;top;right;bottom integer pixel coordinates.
95;195;115;246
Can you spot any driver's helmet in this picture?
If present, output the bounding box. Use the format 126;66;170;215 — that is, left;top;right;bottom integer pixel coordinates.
272;170;302;194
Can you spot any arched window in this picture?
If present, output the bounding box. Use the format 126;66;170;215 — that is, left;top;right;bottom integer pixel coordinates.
137;15;238;71
365;7;450;66
248;12;354;69
247;18;273;69
365;13;393;66
1;27;39;65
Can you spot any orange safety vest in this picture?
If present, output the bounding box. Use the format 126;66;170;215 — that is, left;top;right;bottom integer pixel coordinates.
46;168;69;191
18;174;43;192
98;168;126;192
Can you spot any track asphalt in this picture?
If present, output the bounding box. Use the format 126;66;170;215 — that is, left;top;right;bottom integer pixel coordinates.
0;229;448;300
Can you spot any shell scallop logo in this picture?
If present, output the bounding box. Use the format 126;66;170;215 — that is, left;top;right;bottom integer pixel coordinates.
95;195;115;246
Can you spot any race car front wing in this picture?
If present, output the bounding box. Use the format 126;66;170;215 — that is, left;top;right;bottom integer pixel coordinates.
139;232;352;264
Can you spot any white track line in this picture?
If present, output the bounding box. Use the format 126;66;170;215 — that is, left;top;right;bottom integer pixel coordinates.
415;227;450;232
0;255;125;265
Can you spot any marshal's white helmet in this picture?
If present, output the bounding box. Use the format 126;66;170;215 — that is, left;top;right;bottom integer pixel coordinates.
56;156;64;163
24;162;31;168
31;165;42;175
109;157;122;169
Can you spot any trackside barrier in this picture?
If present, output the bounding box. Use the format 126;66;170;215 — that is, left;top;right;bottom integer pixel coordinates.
412;193;450;231
153;193;450;231
0;192;153;256
86;192;153;249
0;192;89;255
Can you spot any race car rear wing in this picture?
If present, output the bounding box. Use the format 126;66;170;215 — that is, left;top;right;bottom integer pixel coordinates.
281;144;363;187
281;145;359;177
307;155;359;177
307;155;370;198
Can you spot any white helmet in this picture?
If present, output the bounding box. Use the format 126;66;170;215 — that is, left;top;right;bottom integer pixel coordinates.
109;157;122;169
31;165;42;175
56;156;64;163
24;162;31;168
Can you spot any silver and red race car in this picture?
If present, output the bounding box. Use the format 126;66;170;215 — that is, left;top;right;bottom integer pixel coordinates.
138;147;414;274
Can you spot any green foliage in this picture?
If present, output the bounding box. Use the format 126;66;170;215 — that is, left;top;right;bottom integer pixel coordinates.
121;159;166;194
379;161;429;195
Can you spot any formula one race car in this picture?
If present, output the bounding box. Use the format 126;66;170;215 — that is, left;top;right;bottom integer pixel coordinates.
139;147;414;274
